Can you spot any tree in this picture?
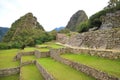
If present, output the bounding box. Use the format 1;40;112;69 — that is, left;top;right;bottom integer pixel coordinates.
108;0;119;8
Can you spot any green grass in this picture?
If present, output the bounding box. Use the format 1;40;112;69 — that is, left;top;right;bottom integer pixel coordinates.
21;64;44;80
38;42;64;49
37;57;95;80
50;44;64;49
0;49;19;69
22;42;64;53
21;47;36;52
36;44;48;48
22;42;64;52
37;48;50;52
61;53;120;78
21;56;36;62
0;73;19;80
45;42;64;49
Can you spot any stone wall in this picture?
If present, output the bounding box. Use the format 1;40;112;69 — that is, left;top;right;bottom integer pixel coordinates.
36;61;55;80
0;67;20;76
69;48;120;59
50;48;120;59
100;10;120;30
66;28;120;50
14;51;34;60
15;50;50;61
34;50;50;58
50;49;119;80
20;60;36;67
56;33;69;44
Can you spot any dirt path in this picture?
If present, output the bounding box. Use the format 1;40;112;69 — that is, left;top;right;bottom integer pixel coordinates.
56;42;120;52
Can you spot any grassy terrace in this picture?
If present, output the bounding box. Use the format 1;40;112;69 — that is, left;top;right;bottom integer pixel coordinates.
21;56;36;62
37;42;64;49
0;49;19;69
20;47;50;52
49;44;64;49
37;48;50;52
37;57;95;80
61;53;120;78
21;64;44;80
0;73;19;80
21;47;36;52
20;42;64;53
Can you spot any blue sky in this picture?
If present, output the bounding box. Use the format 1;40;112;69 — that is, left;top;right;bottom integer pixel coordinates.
0;0;109;31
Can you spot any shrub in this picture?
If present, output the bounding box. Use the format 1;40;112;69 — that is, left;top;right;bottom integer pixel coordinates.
0;43;10;49
10;42;21;48
88;1;120;29
76;21;89;33
58;28;70;34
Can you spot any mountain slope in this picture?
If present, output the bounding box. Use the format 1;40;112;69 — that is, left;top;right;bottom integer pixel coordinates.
0;27;9;41
2;13;44;47
54;27;65;31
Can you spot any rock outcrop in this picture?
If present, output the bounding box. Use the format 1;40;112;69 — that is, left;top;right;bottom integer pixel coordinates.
100;10;120;30
66;28;120;50
66;10;88;31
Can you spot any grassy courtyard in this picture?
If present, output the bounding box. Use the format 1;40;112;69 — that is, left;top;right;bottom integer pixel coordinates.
0;49;19;69
61;53;120;78
37;57;95;80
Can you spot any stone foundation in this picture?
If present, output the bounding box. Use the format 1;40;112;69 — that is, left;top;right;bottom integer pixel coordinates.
0;67;20;76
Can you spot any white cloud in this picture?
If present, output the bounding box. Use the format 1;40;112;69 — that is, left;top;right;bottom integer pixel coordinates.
0;0;109;31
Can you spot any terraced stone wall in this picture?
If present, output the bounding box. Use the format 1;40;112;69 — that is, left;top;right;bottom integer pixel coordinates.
50;49;119;80
36;61;55;80
14;51;34;60
20;60;36;67
0;67;20;76
69;48;120;59
50;48;120;59
15;50;50;60
34;50;50;58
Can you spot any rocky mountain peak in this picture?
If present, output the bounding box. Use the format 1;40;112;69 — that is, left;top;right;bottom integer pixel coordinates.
3;12;44;42
66;10;88;31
